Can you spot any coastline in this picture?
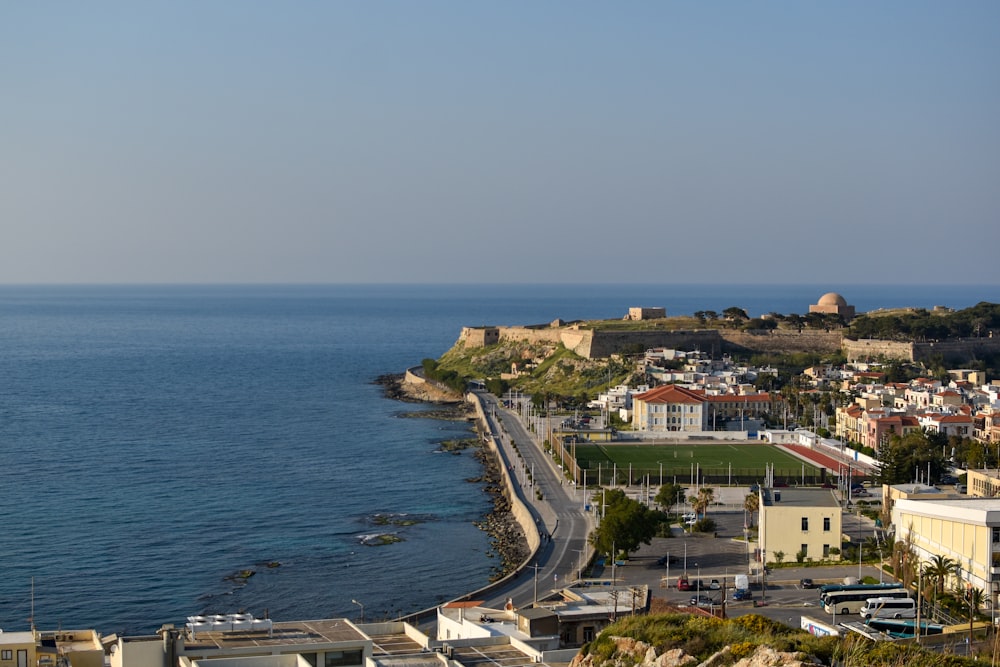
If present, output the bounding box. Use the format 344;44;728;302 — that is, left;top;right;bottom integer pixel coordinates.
376;372;529;581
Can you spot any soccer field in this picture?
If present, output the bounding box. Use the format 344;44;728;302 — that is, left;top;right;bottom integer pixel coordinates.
572;442;824;486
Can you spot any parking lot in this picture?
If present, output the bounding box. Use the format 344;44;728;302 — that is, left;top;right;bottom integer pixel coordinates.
602;508;887;628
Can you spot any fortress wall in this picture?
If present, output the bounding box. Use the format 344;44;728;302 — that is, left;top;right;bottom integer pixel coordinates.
459;325;997;364
914;338;1000;363
719;330;844;356
497;326;569;346
843;339;915;362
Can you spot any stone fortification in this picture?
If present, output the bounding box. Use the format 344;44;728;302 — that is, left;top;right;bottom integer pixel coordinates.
458;325;842;359
460;322;999;362
844;337;1000;363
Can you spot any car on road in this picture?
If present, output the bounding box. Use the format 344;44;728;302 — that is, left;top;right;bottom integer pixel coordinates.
689;594;718;607
800;578;815;589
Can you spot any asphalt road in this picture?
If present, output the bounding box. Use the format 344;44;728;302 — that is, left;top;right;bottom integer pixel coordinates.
474;391;596;609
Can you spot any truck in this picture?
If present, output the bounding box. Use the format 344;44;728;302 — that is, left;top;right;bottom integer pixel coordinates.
734;574;749;591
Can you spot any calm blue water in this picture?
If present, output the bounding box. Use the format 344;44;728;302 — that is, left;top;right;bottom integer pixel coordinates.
0;283;995;634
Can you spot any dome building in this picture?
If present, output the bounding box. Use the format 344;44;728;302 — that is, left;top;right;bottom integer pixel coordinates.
809;292;856;321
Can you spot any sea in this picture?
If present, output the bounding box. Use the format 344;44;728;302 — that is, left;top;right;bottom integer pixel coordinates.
0;283;996;635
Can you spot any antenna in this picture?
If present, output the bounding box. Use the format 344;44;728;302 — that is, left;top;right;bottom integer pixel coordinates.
29;577;35;632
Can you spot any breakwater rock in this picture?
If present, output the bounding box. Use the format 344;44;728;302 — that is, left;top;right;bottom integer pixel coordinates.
474;447;529;581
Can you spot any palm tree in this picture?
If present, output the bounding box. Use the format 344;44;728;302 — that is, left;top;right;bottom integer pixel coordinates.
743;492;759;528
967;586;987;617
923;554;959;597
692;487;715;518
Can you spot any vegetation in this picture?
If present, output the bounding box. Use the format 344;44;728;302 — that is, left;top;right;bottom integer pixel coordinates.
874;430;948;486
587;489;663;558
578;612;981;667
847;302;1000;341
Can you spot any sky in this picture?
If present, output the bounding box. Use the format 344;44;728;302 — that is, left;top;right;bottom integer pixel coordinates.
2;2;999;285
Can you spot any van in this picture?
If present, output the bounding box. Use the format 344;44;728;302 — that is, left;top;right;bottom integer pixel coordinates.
860;596;916;619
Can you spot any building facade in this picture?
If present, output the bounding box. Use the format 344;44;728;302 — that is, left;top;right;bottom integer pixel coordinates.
759;488;843;565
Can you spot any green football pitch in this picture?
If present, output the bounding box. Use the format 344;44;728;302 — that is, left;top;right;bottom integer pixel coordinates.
571;442;823;485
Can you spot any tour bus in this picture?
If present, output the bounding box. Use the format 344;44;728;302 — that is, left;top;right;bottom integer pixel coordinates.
859;596;917;620
817;582;904;599
822;588;909;615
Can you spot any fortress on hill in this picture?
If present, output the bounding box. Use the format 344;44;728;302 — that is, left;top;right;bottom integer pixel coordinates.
457;292;1000;364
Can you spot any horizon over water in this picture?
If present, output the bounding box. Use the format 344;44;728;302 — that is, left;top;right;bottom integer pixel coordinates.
1;282;996;635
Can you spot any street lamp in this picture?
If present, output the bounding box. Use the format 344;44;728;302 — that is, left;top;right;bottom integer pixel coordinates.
351;599;365;623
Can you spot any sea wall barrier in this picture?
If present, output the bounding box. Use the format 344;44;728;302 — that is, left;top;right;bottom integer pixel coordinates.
398;392;543;627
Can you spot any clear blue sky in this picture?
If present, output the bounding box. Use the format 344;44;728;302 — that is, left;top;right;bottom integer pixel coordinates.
3;2;998;285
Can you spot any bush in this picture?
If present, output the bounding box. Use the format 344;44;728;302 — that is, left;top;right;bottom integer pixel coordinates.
693;518;717;533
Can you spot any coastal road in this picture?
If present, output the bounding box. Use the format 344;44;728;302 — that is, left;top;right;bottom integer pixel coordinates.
473;391;596;609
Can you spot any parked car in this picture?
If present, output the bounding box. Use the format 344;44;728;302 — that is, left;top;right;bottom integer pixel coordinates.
689;595;717;608
800;578;815;589
677;576;694;591
657;554;677;567
709;579;721;590
731;588;753;601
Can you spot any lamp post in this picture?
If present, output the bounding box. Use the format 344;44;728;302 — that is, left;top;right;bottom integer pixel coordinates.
351;599;365;623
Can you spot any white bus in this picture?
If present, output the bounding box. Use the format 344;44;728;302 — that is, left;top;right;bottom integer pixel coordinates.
860;596;916;620
822;588;908;615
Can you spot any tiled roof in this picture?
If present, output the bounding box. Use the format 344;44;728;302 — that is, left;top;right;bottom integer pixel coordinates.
634;384;705;404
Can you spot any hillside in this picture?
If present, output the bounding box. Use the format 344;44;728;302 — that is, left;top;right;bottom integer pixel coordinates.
572;612;979;667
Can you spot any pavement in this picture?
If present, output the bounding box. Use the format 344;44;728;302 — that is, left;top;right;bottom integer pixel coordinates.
598;506;889;628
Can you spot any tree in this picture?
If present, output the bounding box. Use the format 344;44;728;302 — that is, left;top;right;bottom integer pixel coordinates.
691;487;715;517
588;489;660;558
723;307;749;327
875;430;947;486
654;482;686;513
922;554;958;599
743;492;759;528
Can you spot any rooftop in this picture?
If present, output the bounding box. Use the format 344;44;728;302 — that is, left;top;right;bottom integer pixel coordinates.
183;618;366;651
761;488;840;508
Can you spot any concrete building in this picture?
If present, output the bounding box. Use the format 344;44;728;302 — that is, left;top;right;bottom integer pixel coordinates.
966;469;1000;498
1;632;38;667
759;488;843;565
436;586;648;652
110;618;371;667
0;630;103;667
625;307;666;321
891;498;1000;604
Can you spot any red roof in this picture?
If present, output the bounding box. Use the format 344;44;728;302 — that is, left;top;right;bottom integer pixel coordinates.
635;385;705;404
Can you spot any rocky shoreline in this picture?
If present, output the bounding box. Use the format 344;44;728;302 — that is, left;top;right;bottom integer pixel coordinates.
473;446;530;581
376;372;529;581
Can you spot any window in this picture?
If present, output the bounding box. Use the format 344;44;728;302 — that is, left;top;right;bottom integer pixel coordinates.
823;544;830;557
2;651;12;661
801;544;808;557
324;650;363;667
801;517;809;531
823;517;831;532
993;527;1000;544
583;626;595;642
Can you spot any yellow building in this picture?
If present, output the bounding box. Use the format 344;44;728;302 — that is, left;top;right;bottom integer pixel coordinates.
891;498;1000;603
759;488;843;565
966;469;1000;498
0;630;102;667
0;632;37;667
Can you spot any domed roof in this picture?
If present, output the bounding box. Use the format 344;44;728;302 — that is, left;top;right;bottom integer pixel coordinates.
817;292;848;306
